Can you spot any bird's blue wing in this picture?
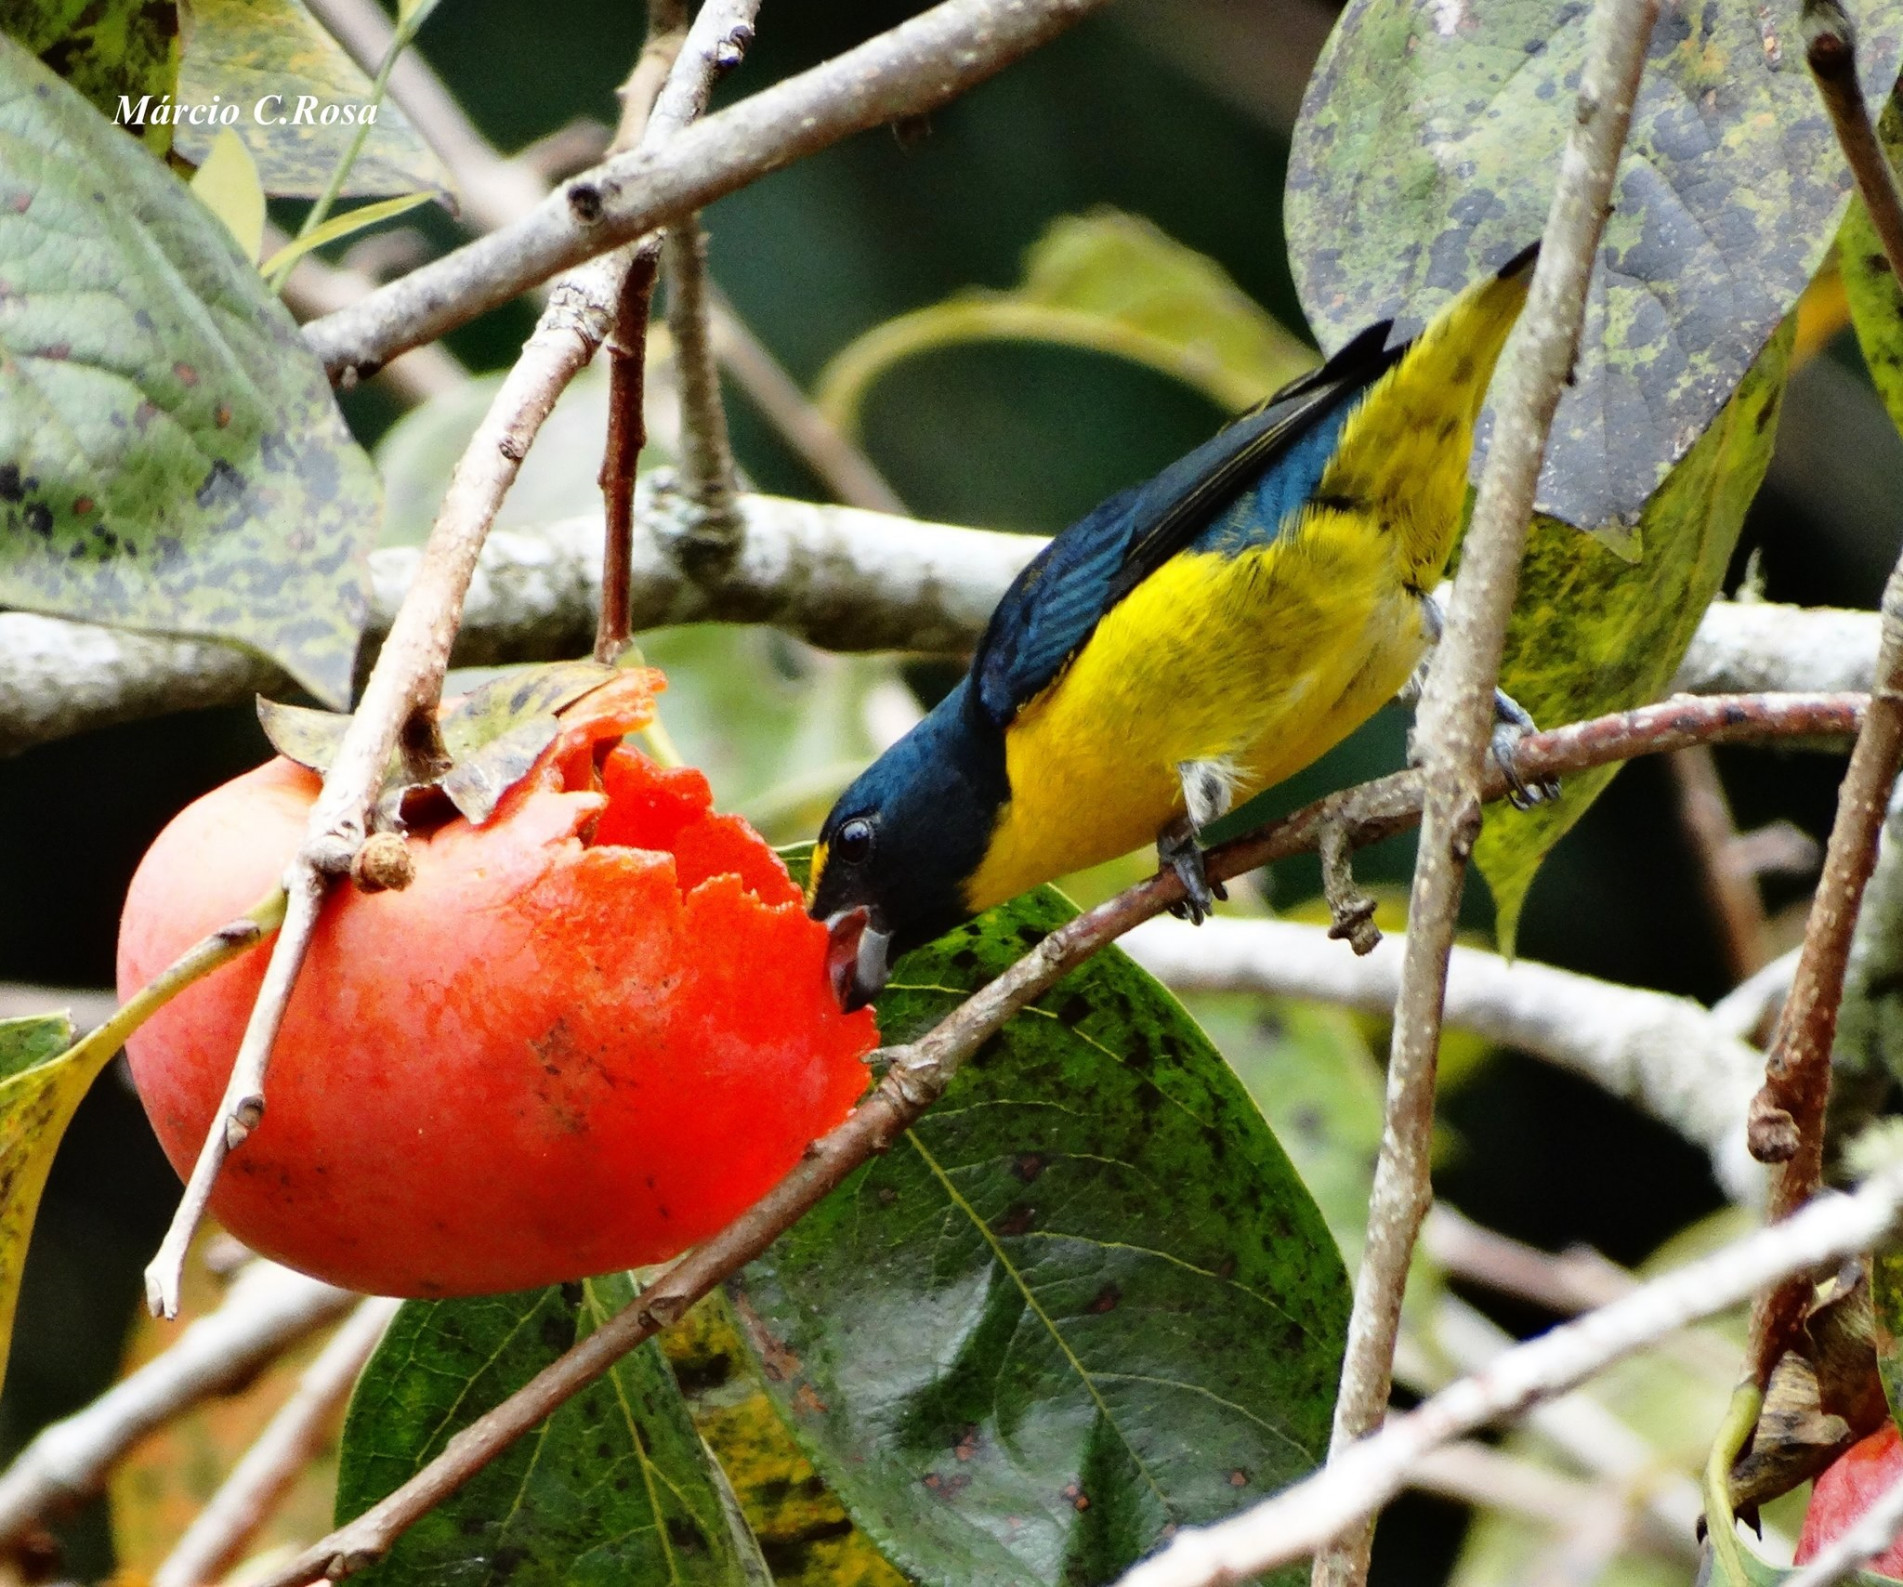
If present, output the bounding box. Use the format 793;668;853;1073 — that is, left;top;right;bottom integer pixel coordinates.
970;320;1403;728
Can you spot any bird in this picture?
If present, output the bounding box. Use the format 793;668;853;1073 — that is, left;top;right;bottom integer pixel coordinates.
809;244;1547;1012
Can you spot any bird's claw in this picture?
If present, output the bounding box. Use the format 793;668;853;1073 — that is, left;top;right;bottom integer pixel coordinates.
1490;690;1560;811
1159;822;1225;924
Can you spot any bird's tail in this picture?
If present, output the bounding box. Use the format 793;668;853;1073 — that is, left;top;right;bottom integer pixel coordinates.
1311;246;1539;583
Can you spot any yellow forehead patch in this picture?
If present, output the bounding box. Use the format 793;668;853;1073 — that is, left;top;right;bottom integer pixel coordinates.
806;840;830;907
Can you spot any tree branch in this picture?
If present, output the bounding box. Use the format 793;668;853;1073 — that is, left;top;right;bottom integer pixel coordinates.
1122;916;1765;1198
151;1297;401;1587
0;1264;354;1549
1115;1164;1903;1587
3;490;1880;757
301;0;1112;382
1741;0;1903;1390
232;688;1857;1587
1313;0;1656;1575
310;0;902;510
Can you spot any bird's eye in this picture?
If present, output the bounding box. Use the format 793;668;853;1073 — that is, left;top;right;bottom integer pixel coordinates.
834;817;874;866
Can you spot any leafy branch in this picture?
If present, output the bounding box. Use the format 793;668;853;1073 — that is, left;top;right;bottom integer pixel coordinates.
229;685;1858;1586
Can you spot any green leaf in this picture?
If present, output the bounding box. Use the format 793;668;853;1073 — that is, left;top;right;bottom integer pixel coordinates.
737;865;1349;1587
1179;994;1383;1270
395;0;448;35
1286;0;1902;532
336;1276;757;1587
189;124;264;263
1474;317;1794;951
257;190;432;281
1841;91;1903;438
0;35;380;707
175;0;452;201
0;1010;103;1402
0;0;179;157
815;210;1316;434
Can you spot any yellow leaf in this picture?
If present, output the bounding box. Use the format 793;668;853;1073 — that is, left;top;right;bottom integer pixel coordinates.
0;890;283;1401
188;126;265;264
815;210;1316;435
258;190;432;282
662;1292;908;1587
0;1012;105;1403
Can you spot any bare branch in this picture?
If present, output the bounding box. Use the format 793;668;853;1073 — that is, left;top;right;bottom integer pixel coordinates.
1314;0;1657;1576
1124;916;1764;1197
705;291;910;511
302;0;1112;381
1676;602;1882;695
1405;1441;1596;1530
1419;1294;1722;1561
664;217;744;559
1742;0;1903;1388
312;0;900;511
152;1297;401;1587
1668;745;1776;980
0;1264;354;1549
6;481;1880;757
304;0;551;232
1116;1167;1903;1587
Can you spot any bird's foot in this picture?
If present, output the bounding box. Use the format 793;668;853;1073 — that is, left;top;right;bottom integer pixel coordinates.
1320;818;1380;955
1159;817;1226;924
1491;688;1561;811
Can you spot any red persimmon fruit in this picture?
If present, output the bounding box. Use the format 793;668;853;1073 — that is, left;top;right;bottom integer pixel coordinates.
1795;1419;1903;1577
117;673;876;1297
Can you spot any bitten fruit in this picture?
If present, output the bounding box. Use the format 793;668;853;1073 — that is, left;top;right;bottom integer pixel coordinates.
117;673;876;1297
1795;1420;1903;1578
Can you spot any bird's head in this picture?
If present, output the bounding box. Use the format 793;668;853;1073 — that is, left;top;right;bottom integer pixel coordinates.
808;679;1007;1012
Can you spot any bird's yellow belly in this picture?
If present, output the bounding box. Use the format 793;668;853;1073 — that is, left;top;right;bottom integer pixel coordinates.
961;513;1427;913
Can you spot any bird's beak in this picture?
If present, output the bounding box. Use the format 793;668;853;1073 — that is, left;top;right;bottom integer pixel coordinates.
824;906;893;1013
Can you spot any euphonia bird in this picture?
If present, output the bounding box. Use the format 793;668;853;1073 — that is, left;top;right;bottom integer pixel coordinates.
810;245;1544;1011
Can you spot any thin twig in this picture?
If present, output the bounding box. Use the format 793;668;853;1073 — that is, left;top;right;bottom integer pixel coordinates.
302;0;1112;381
664;217;744;563
234;689;1856;1587
706;289;909;511
1313;0;1657;1576
139;3;752;1320
309;0;900;511
1126;914;1765;1196
1669;745;1776;979
1421;1207;1634;1315
1741;0;1903;1389
0;1264;353;1548
152;1297;401;1587
1405;1441;1596;1530
591;0;695;663
596;252;661;662
304;0;552;233
1115;1167;1903;1587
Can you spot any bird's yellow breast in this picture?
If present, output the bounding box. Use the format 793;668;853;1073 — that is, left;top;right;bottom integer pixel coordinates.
961;508;1428;913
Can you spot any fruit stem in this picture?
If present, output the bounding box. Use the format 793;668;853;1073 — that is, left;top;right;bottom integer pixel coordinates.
1703;1380;1766;1581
